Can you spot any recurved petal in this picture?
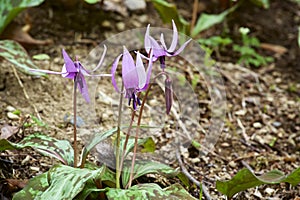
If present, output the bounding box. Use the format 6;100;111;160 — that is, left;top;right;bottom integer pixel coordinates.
62;49;78;73
92;45;107;72
160;33;167;50
144;24;152;54
171;38;192;56
77;73;90;103
122;46;138;89
149;37;166;57
168;20;178;52
111;54;123;92
135;52;146;89
62;64;76;79
140;49;153;91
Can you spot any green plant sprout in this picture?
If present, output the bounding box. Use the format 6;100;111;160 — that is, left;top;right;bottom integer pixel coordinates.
233;27;274;67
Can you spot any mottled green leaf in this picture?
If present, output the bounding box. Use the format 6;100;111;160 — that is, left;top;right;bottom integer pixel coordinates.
0;40;47;76
80;128;117;166
106;183;197;200
122;160;178;187
191;4;238;37
0;0;44;34
40;164;104;200
216;168;300;198
13;172;49;200
0;133;74;165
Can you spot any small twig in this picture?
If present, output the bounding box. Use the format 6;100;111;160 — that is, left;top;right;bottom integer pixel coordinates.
237;118;250;143
190;0;199;34
175;149;211;200
11;66;41;120
233;153;255;173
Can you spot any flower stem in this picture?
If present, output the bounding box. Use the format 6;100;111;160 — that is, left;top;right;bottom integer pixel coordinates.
119;110;135;176
73;76;78;168
127;83;152;188
115;83;124;189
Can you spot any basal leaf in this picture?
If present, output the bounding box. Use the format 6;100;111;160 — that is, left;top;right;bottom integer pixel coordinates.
191;4;238;37
12;172;49;200
80;128;117;166
0;40;47;76
216;168;300;198
0;0;44;34
106;183;197;200
39;164;104;200
0;133;74;165
117;135;150;161
122;160;178;187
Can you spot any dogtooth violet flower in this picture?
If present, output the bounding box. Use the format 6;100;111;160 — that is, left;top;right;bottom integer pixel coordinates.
111;46;153;110
144;19;192;70
31;46;110;103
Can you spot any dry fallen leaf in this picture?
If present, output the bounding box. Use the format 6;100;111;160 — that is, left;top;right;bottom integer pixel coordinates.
0;125;19;139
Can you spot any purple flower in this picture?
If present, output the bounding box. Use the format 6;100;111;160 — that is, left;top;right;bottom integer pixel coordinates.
144;20;192;69
31;46;110;103
111;46;153;110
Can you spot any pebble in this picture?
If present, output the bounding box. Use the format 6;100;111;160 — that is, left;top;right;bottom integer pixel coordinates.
228;160;237;168
116;22;125;31
253;122;262;128
264;187;275;195
235;109;247;115
7;112;19;120
124;0;146;11
138;14;148;23
6;106;16;112
220;142;230;147
102;20;111;28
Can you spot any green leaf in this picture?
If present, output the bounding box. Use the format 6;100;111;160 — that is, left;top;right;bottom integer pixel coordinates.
151;0;189;33
0;0;44;34
191;4;238;37
105;183;197;200
141;137;156;153
122;160;178;187
250;0;270;9
40;164;104;200
32;53;50;60
80;128;117;166
84;0;99;4
0;40;47;77
13;173;49;200
0;134;74;165
118;135;149;160
216;168;300;198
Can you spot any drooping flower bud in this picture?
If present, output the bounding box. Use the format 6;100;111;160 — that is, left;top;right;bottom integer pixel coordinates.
165;78;173;115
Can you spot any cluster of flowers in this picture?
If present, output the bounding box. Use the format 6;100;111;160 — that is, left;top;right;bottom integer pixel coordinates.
35;20;191;114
